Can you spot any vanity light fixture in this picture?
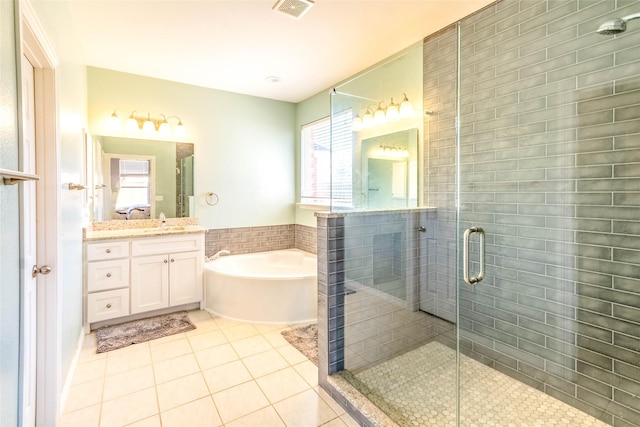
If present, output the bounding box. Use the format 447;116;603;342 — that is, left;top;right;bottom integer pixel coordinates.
110;110;186;136
351;94;415;132
376;144;409;158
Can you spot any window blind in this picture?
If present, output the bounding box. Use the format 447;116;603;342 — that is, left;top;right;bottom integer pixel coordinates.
300;109;352;207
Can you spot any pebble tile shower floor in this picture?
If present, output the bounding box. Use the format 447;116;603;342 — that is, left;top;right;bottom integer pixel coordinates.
345;341;611;426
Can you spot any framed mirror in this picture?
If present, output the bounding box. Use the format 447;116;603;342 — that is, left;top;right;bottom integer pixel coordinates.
360;128;418;209
90;136;194;221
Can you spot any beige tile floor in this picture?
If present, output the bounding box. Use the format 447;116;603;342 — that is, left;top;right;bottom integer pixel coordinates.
58;310;359;427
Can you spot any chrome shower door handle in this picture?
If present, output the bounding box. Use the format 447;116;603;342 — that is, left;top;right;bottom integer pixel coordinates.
463;226;485;285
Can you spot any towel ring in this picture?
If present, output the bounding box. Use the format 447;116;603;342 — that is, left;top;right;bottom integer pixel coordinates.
206;192;219;206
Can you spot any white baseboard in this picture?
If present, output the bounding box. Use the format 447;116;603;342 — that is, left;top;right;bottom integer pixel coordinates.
58;327;86;419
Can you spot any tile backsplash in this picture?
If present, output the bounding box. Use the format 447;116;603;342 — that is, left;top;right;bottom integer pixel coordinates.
204;223;316;256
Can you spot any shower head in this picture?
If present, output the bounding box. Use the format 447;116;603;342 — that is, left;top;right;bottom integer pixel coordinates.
597;12;640;34
597;18;627;34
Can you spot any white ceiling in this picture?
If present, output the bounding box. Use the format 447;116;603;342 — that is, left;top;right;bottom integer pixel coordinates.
67;0;494;103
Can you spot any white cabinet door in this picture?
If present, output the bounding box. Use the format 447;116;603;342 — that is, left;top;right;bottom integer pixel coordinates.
130;254;169;314
169;251;203;306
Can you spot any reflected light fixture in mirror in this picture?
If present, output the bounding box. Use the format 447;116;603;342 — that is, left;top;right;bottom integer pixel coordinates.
376;144;409;158
109;110;186;137
351;94;414;132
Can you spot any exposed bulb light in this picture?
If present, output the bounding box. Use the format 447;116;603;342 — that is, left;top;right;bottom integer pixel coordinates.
400;93;414;119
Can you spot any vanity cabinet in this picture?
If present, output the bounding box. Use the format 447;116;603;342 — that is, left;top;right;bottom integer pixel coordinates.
130;234;203;314
84;232;204;328
85;239;131;323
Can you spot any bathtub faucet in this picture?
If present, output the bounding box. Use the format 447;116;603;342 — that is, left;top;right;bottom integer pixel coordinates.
208;250;231;261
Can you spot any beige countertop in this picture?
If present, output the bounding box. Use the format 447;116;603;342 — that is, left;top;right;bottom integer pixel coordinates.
83;225;207;241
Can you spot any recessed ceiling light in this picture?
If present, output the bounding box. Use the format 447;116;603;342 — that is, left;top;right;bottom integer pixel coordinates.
265;76;281;84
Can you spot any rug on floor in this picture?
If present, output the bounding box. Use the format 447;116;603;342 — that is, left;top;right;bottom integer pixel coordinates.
95;311;196;353
281;323;318;366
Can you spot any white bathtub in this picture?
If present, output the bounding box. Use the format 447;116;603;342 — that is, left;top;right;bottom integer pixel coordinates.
204;249;317;324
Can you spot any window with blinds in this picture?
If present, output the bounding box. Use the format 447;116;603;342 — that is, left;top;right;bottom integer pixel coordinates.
115;159;150;209
300;109;353;207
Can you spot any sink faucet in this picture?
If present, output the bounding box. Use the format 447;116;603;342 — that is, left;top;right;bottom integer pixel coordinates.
159;212;167;229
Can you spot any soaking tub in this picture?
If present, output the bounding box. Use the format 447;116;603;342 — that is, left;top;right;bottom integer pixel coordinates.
204;249;317;324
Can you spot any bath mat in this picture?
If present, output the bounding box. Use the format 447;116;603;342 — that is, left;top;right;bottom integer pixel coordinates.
281;323;318;366
95;311;196;353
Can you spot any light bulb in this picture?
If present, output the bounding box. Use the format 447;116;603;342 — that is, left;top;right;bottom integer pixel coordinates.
363;110;374;128
175;121;186;137
400;93;414;119
125;114;139;132
108;111;120;130
351;116;363;132
159;121;171;134
374;104;386;125
386;99;400;121
142;114;155;133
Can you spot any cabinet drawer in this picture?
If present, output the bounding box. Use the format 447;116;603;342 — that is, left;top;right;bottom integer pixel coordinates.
86;240;130;261
87;259;129;292
87;289;130;323
131;234;203;256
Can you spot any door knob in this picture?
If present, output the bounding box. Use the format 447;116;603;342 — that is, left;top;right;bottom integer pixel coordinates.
32;265;52;278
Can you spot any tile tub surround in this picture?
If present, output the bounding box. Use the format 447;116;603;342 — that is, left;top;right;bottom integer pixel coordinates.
424;0;640;425
204;224;317;256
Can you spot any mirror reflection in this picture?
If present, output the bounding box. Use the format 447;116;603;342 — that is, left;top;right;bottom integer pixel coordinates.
91;136;194;221
361;128;418;209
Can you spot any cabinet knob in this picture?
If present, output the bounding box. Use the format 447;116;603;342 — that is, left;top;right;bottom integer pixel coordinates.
164;259;168;264
106;249;112;254
106;273;112;278
170;258;175;263
106;303;112;308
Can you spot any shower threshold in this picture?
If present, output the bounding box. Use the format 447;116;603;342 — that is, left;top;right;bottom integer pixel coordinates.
332;341;611;426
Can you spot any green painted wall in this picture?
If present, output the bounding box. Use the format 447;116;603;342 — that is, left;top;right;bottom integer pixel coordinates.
87;67;297;229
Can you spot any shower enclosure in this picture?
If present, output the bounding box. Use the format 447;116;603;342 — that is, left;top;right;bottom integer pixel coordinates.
176;143;194;217
320;1;640;426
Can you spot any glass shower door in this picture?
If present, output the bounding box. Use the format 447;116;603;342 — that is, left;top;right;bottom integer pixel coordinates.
451;1;640;426
329;41;461;426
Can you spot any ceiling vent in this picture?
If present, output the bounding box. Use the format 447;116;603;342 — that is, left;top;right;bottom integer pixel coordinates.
272;0;314;20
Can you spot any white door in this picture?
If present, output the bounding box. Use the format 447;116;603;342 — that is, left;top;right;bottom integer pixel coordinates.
20;54;38;427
